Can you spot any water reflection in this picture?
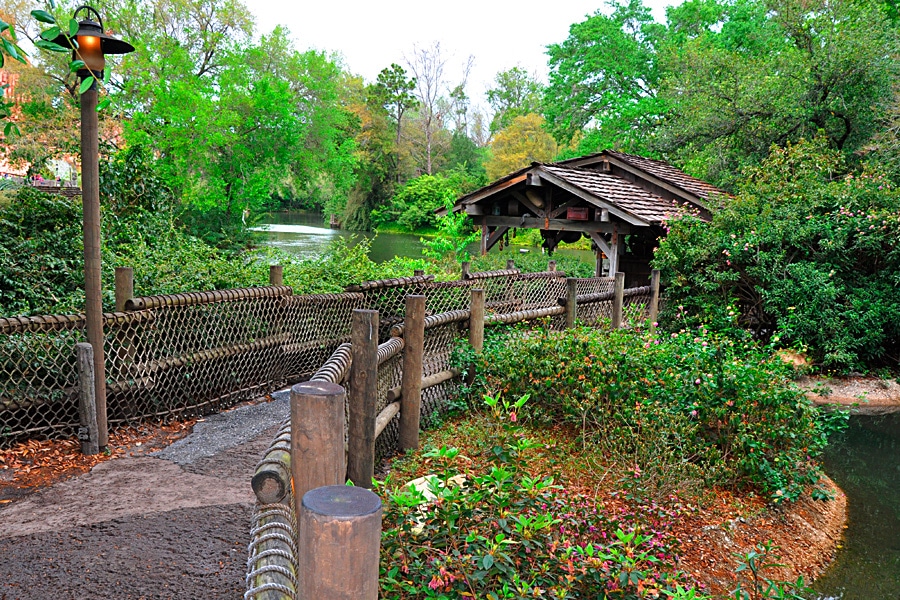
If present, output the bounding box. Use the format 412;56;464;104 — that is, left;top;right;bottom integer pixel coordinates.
812;413;900;599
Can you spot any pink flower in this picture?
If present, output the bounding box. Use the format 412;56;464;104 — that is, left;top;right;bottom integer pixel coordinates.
509;412;517;422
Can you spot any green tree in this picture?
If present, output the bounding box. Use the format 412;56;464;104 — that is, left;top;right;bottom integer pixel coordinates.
544;0;665;155
658;0;899;186
484;113;557;180
486;66;543;135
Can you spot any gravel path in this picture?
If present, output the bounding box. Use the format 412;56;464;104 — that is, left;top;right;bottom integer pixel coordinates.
0;391;291;600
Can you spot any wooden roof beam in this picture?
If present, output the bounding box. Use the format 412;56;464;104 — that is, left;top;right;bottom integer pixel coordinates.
535;168;649;226
479;216;632;235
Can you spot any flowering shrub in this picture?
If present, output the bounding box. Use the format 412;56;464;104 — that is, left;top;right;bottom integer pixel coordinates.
459;326;828;502
379;396;705;599
654;137;900;371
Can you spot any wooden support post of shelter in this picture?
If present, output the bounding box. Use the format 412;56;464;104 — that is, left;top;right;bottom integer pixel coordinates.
399;295;425;451
290;381;346;517
269;265;283;286
114;267;133;312
348;309;378;488
612;272;625;329
565;278;578;329
76;342;99;455
298;485;382;599
648;269;660;332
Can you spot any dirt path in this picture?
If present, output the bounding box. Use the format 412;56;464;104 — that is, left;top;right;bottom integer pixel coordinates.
0;392;290;600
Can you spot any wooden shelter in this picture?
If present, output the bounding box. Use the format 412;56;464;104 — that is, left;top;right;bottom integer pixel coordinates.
444;150;724;285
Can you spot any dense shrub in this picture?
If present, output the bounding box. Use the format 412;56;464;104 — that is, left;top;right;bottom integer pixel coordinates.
460;325;829;502
654;138;900;371
379;396;701;599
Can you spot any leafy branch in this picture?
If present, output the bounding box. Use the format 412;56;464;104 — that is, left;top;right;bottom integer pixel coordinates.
31;8;113;111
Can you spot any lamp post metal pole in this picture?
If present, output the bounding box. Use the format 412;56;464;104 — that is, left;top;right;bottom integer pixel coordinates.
80;74;107;447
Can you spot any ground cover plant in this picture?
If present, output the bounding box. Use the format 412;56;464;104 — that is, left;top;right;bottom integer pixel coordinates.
378;395;705;599
457;323;832;503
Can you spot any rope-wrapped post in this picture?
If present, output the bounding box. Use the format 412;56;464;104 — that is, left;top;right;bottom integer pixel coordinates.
291;382;346;515
399;295;426;451
299;486;382;599
269;265;283;286
648;269;661;332
612;272;625;329
76;343;99;455
565;278;578;329
348;309;378;488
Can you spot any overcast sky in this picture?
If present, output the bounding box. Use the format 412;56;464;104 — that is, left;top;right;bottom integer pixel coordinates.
247;1;680;108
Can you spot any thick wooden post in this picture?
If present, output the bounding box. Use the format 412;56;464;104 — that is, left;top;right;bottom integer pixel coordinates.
413;269;425;277
299;485;382;599
565;278;578;329
612;272;625;329
548;260;557;272
269;264;283;286
76;343;99;455
399;295;426;451
348;309;378;488
506;259;516;270
460;261;470;280
81;79;107;449
291;382;346;516
648;269;661;332
469;288;485;352
114;267;133;313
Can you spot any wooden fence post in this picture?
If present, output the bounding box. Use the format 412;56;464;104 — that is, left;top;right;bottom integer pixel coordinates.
460;261;470;280
548;260;557;272
612;272;625;329
648;269;660;333
469;288;485;353
76;343;99;455
290;381;346;516
269;264;283;286
565;278;578;329
299;485;382;599
506;259;516;270
399;295;426;451
114;267;133;313
413;269;425;277
348;309;378;488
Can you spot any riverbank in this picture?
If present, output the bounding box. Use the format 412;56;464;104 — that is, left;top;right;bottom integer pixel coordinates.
800;375;900;414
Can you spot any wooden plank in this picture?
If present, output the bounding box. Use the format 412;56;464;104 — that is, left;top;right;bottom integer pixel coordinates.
480;216;631;234
348;309;378;488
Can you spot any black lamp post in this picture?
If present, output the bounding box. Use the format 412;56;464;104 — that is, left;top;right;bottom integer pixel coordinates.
52;6;133;448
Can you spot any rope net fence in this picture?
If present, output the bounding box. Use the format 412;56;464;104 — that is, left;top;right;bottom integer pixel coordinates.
244;268;656;600
0;268;650;449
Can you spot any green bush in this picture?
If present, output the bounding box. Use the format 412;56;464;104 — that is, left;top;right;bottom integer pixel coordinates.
460;325;829;502
654;138;900;371
379;395;703;599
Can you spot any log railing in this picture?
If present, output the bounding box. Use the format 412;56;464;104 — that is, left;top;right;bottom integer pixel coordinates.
245;268;661;599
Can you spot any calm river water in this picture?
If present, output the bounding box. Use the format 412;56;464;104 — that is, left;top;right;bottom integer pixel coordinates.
252;211;594;264
813;413;900;599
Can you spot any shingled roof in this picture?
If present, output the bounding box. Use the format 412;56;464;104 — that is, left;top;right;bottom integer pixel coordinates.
540;164;689;225
452;150;721;226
